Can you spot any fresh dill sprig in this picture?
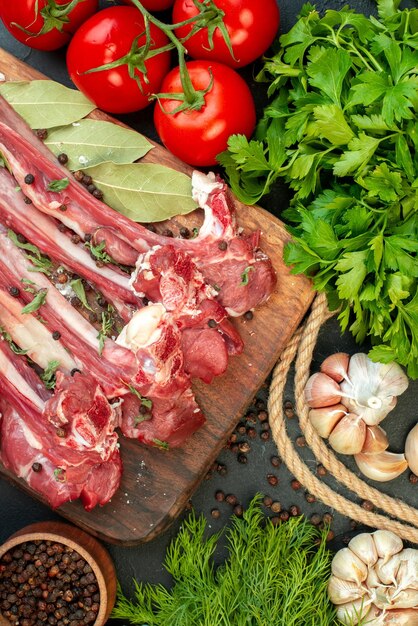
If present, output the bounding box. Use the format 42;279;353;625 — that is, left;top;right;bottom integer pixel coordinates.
112;495;336;626
97;304;115;355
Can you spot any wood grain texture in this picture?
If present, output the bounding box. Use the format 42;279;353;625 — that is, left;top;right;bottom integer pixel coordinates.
0;48;314;545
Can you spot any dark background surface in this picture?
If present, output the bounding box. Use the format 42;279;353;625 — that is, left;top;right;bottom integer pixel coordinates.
1;1;417;623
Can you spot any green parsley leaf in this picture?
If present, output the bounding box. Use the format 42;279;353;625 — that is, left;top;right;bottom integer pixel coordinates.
21;288;48;314
47;177;70;192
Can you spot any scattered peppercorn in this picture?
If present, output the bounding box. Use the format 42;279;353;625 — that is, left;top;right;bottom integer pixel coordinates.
218;240;227;251
179;227;190;239
257;410;268;422
247;427;257;439
409;473;418;484
289;505;301;517
243;310;253;321
208;319;217;328
263;496;273;508
52;331;61;341
237;454;247;464
310;514;322;526
59;204;67;212
233;504;243;517
73;170;84;182
31;463;42;473
316;464;327;477
70;369;81;377
295;436;306;447
270;455;281;468
279;510;290;522
238;442;251;454
217;463;227;476
24;174;35;185
161;228;173;238
322;512;334;525
23;196;33;204
57;273;68;284
36;129;48;141
56;428;66;438
225;494;238;506
267;474;278;487
361;500;374;512
271;501;281;514
214;490;225;502
92;188;104;201
82;175;93;186
57;153;68;165
260;431;270;441
211;508;220;519
8;286;20;297
305;492;316;504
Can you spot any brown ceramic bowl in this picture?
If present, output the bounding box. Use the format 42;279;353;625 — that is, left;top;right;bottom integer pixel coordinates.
0;521;117;626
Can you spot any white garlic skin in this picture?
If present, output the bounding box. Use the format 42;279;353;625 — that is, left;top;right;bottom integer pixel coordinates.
372;530;404;562
327;575;365;605
308;404;346;438
354;451;408;482
335;597;374;625
331;547;368;584
365;609;418;625
348;533;378;568
405;423;418;477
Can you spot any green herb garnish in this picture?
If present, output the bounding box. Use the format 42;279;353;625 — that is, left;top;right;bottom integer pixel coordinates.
152;439;169;450
0;327;28;355
85;239;114;265
219;0;418;377
21;289;47;314
53;468;66;482
240;265;254;286
70;278;93;311
47;177;70;192
8;230;53;276
125;383;153;410
112;495;335;625
40;359;60;390
97;305;115;355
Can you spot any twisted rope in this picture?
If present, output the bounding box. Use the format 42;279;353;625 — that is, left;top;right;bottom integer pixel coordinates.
268;293;418;544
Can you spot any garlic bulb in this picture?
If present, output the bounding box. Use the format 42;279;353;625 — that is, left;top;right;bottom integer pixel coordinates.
305;352;408;476
328;531;418;624
405;423;418;477
354;451;408;482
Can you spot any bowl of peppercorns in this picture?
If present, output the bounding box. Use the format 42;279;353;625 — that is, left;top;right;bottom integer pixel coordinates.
0;521;116;626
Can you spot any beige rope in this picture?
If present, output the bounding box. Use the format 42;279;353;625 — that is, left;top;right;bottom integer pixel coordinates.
268;293;418;544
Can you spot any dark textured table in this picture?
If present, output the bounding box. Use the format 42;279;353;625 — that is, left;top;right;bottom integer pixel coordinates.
1;1;417;623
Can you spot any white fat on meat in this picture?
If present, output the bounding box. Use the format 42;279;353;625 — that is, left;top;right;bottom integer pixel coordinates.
116;303;166;352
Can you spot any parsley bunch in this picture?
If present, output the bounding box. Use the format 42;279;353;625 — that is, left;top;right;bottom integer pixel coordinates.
218;1;418;378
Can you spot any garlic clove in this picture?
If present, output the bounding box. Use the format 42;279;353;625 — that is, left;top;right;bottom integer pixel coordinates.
331;547;368;584
405;423;418;477
361;425;389;454
320;352;350;383
328;413;366;455
375;555;401;586
348;533;378;567
372;530;404;563
309;404;347;438
365;609;418;625
304;372;342;408
394;549;418;591
335;597;374;625
367;566;383;589
374;360;409;398
386;587;418;609
354;451;408;482
327;575;366;605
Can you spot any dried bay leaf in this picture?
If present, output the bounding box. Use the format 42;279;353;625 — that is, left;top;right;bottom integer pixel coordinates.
45;119;153;169
84;162;198;222
0;80;95;128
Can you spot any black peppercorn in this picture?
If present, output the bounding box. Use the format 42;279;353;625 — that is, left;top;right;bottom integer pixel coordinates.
36;129;48;141
57;153;68;165
31;463;42;473
24;174;35;185
179;227;190;239
243;310;253;321
208;319;217;328
52;331;61;341
9;286;20;297
218;240;227;251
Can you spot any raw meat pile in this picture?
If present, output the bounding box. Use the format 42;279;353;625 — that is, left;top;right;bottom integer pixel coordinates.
0;94;276;511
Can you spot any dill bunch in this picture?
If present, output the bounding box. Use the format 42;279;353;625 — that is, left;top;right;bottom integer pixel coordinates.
112;495;336;626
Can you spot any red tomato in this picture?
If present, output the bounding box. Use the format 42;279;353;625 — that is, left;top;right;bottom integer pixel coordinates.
66;6;171;114
0;0;98;51
172;0;280;68
153;60;256;166
120;0;175;11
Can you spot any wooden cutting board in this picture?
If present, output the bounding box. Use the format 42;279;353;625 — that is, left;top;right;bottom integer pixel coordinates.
0;48;314;545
